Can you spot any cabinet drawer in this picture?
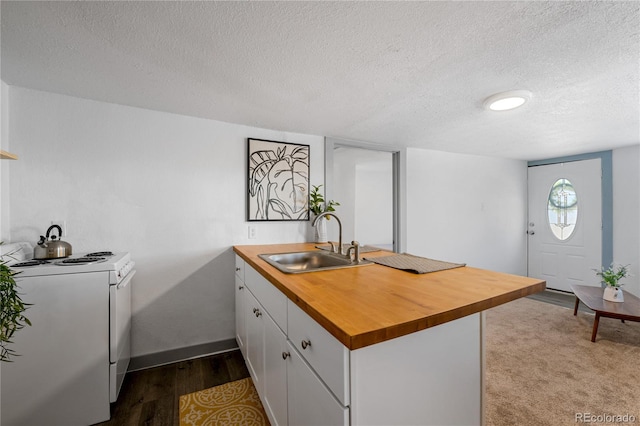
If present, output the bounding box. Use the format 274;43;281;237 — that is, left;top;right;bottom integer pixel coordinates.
287;300;350;406
235;255;245;282
287;341;349;426
245;266;287;333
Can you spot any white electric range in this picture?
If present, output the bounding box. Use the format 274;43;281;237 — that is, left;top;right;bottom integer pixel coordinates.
1;244;135;425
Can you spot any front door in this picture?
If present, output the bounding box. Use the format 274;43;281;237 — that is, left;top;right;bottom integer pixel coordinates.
527;159;602;292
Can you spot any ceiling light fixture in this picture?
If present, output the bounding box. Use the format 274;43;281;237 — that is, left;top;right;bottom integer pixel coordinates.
483;90;532;111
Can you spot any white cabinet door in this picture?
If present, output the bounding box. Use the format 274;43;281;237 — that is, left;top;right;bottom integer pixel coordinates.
235;254;245;281
263;313;288;426
245;266;287;331
245;290;265;393
288;300;349;405
235;275;246;355
287;341;349;426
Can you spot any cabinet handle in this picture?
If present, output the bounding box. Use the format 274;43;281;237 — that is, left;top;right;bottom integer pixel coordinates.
301;339;311;350
282;351;290;360
235;267;241;271
253;307;258;314
255;309;262;318
238;285;244;290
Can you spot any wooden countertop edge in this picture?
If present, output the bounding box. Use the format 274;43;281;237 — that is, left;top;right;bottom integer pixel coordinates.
234;245;546;350
347;282;546;350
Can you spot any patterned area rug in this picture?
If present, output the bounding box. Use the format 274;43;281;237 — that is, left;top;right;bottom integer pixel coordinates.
179;377;270;426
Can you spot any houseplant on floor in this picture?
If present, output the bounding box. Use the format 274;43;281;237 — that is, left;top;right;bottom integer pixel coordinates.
309;185;340;243
1;246;31;361
594;263;630;303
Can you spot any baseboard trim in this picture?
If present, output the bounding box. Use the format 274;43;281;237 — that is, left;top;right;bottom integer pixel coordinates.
128;338;239;372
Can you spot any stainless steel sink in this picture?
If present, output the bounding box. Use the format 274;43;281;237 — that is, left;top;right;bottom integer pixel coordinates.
258;250;373;274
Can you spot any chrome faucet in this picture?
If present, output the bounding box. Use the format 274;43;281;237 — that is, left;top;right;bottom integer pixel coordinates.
312;212;343;255
346;241;361;264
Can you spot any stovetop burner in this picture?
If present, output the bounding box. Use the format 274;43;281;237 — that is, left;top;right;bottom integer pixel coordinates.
11;260;50;267
10;251;118;268
85;251;113;257
55;257;107;266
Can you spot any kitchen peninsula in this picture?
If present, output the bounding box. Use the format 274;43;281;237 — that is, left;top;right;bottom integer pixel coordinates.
234;243;545;425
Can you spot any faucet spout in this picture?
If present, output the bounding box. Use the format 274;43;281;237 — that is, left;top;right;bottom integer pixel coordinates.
312;212;343;255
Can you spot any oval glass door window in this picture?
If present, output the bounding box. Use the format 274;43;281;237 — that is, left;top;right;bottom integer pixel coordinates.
547;178;578;240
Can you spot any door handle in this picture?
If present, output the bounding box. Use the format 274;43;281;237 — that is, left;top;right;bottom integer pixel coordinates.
527;230;535;235
117;270;136;289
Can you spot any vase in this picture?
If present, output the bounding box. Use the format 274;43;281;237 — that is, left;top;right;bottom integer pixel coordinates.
314;216;328;243
603;285;624;302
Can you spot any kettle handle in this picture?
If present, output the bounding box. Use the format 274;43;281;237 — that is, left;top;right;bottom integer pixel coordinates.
45;224;62;240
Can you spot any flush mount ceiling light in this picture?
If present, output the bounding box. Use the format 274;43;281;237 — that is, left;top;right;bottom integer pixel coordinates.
483;90;532;111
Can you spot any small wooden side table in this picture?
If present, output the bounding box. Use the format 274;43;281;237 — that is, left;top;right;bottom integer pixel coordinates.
571;284;640;342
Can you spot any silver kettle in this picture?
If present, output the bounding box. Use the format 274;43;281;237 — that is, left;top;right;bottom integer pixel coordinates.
33;224;73;259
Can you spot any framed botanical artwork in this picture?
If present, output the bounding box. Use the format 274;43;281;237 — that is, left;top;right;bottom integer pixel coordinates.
247;138;310;221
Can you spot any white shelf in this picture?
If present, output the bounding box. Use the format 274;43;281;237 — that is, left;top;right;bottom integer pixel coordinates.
0;150;18;160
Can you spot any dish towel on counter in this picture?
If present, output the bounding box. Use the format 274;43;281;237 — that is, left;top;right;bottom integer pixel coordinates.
315;244;383;254
364;253;465;274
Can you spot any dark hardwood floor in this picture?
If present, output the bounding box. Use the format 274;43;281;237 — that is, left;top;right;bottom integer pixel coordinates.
95;349;249;426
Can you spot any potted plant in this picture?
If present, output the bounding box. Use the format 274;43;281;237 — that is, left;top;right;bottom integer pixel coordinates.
309;185;340;243
594;263;630;303
1;246;31;361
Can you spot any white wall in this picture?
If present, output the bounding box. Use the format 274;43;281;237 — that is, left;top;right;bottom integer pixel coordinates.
332;150;356;242
1;81;9;241
613;145;640;296
406;148;528;275
4;86;324;358
332;148;393;247
0;80;5;424
355;165;393;247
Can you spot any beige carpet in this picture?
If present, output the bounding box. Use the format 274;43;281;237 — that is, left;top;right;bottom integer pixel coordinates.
486;297;640;426
179;377;270;426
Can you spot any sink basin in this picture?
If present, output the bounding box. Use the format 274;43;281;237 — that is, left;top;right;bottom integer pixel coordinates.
258;250;373;274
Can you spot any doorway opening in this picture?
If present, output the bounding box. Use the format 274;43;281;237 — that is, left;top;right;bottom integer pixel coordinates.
324;138;405;253
527;151;613;292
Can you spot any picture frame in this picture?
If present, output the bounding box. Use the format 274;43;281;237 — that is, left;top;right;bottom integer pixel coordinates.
247;138;310;221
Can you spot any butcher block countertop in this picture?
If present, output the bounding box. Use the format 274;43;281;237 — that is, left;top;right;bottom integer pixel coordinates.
234;243;546;350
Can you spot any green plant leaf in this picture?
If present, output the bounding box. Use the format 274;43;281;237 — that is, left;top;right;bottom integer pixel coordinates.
0;248;32;362
308;184;340;217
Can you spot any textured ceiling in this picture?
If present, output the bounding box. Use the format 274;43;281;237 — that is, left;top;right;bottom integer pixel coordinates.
1;1;639;160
